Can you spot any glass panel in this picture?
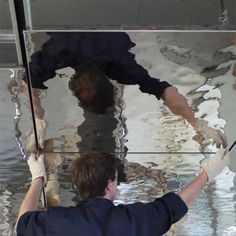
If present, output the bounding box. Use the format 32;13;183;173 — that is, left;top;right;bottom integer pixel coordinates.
0;0;18;66
0;0;13;30
27;0;236;30
23;31;236;154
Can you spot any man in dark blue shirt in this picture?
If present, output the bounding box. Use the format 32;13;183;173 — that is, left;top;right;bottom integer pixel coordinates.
24;32;227;150
16;149;230;236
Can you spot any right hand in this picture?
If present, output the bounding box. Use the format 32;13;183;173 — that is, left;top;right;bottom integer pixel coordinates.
27;153;47;185
194;119;227;148
200;148;230;182
27;118;47;151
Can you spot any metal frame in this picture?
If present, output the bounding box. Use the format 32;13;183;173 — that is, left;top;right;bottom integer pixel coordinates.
23;0;33;30
8;0;23;66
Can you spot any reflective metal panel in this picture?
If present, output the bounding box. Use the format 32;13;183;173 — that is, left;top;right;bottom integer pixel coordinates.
0;69;33;235
24;31;236;154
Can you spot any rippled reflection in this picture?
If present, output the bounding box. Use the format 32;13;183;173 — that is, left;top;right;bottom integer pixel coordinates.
1;31;236;235
23;31;236;154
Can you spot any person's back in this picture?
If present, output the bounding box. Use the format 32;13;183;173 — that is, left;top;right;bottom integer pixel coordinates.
48;193;186;236
17;151;188;236
16;150;230;236
29;32;136;89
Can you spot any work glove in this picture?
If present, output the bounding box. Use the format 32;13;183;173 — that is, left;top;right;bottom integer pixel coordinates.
200;148;230;182
194;119;227;148
27;153;47;185
27;118;48;151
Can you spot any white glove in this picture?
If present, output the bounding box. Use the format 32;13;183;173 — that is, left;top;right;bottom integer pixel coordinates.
27;118;47;151
200;148;230;182
27;153;47;185
194;119;227;148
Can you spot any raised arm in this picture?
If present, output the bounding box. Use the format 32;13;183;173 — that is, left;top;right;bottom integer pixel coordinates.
22;80;45;120
162;86;197;127
162;86;227;148
107;52;227;148
22;80;48;151
17;154;47;222
178;148;230;206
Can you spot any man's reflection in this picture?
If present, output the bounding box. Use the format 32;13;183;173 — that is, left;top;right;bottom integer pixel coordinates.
23;32;227;152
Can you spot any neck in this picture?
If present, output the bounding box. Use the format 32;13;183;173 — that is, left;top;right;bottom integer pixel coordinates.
103;192;114;202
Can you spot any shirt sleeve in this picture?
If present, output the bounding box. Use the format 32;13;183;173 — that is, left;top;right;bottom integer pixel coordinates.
123;192;188;235
27;33;76;89
16;211;47;236
106;51;172;99
149;192;188;234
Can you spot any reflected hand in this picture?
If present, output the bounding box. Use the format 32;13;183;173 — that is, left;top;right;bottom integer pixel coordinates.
27;153;47;185
27;118;48;151
200;148;230;182
44;173;60;206
194;119;227;148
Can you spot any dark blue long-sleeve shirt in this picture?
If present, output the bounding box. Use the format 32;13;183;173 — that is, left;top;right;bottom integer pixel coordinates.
17;192;187;236
28;32;171;99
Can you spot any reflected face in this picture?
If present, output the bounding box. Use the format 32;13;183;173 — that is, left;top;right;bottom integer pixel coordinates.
69;68;115;114
77;87;96;105
72;76;97;105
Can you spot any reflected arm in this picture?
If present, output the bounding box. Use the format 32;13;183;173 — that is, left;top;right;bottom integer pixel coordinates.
22;80;47;150
107;51;198;127
162;86;198;127
162;86;228;148
22;80;44;119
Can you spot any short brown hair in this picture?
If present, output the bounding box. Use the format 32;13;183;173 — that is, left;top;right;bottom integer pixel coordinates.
68;64;114;114
71;151;117;200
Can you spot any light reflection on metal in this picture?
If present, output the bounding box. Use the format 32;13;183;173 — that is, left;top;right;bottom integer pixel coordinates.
218;0;229;26
218;9;229;25
9;69;27;160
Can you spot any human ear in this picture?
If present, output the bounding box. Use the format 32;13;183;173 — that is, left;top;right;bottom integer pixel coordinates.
106;179;113;191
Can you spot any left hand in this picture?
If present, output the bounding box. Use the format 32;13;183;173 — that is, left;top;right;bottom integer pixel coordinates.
194;119;227;148
27;153;47;186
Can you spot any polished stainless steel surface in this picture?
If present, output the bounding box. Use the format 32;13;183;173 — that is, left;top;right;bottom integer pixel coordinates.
1;30;236;235
24;31;236;154
0;69;32;235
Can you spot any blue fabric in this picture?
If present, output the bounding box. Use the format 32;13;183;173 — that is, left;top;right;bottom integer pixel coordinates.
28;32;171;99
17;211;47;236
17;192;187;236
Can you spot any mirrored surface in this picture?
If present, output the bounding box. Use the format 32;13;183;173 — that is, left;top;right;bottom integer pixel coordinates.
0;67;236;235
0;69;33;235
24;31;236;153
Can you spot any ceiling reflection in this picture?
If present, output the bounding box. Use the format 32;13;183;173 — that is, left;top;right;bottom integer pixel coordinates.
23;31;236;154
